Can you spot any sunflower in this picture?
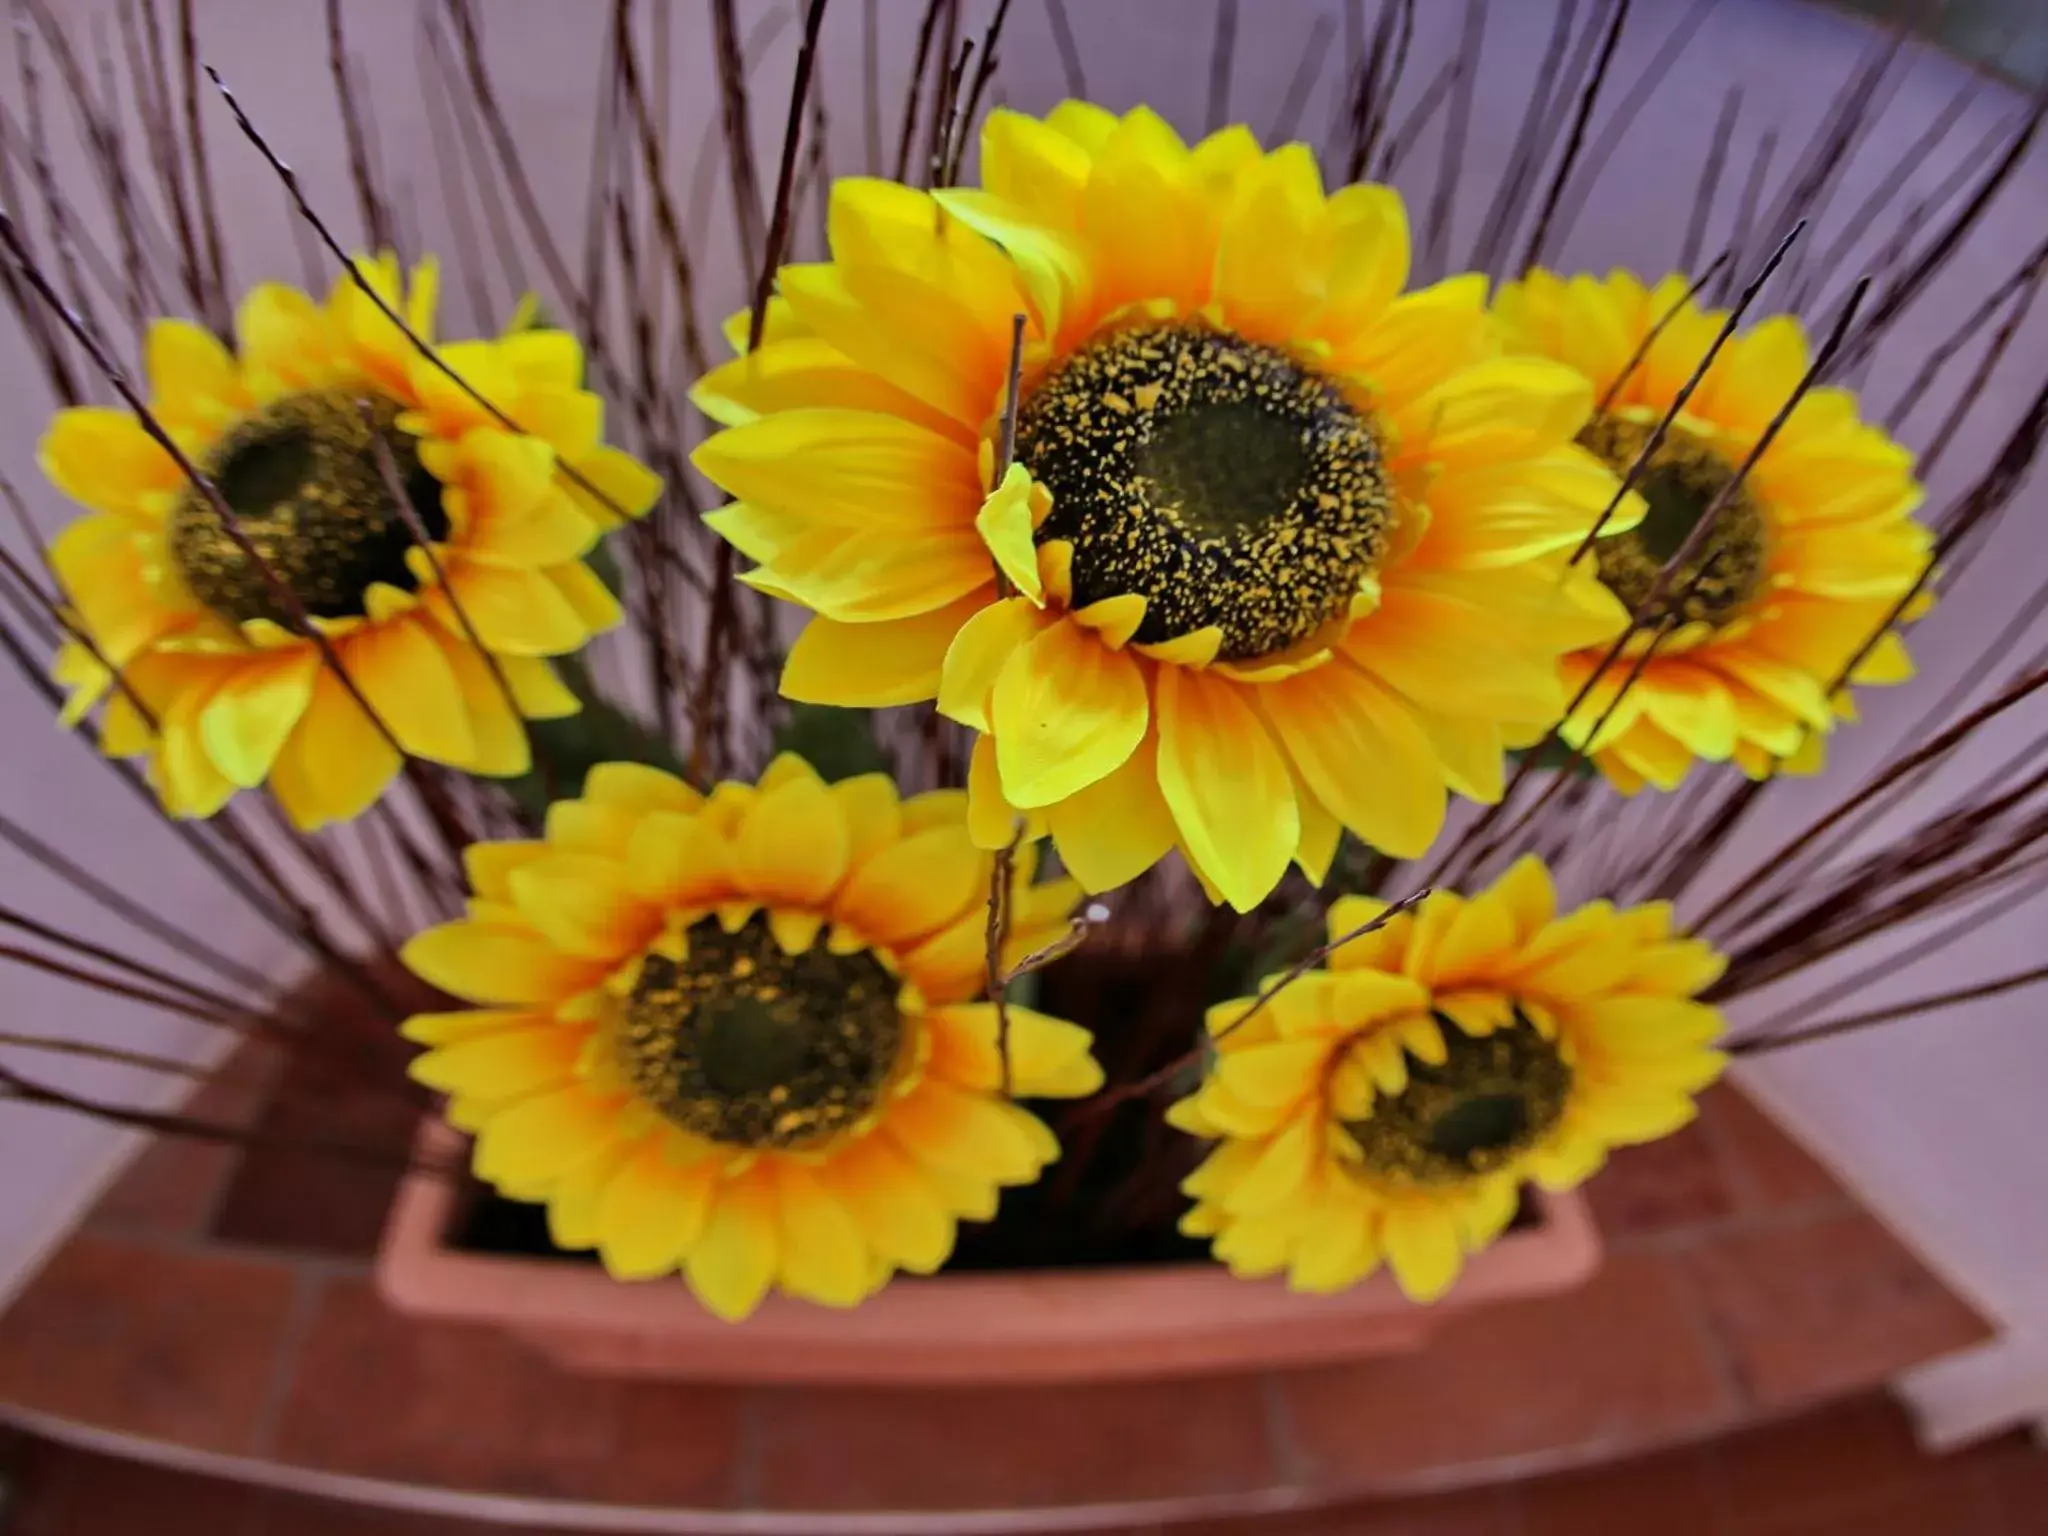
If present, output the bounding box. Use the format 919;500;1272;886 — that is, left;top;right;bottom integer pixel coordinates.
692;104;1638;912
40;253;662;829
399;754;1100;1320
1494;270;1932;791
1171;856;1726;1301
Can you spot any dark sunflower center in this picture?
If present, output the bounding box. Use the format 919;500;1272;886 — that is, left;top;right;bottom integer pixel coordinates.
1580;415;1769;631
1016;322;1390;661
621;913;904;1149
1342;1009;1571;1186
166;388;448;628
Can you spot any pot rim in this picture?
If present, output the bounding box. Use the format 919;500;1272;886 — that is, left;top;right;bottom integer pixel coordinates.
376;1119;1602;1384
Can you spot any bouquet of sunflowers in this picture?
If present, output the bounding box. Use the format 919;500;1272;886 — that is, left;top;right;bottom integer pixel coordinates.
3;0;2038;1330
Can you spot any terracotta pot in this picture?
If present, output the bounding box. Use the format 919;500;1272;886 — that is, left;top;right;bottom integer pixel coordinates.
378;1120;1601;1384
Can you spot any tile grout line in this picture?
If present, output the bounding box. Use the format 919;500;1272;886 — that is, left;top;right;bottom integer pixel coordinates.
1603;1197;1861;1258
245;1267;328;1460
1665;1244;1756;1421
1255;1370;1312;1493
730;1387;765;1511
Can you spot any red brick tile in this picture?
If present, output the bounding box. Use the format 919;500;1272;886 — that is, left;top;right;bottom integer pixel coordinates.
1718;1396;1951;1529
1974;1433;2048;1535
0;1430;76;1536
1277;1251;1734;1490
1183;1488;1517;1534
0;1237;299;1453
1762;1477;2000;1535
271;1277;741;1503
752;1376;1276;1511
1679;1213;1990;1410
209;1035;425;1258
38;1453;253;1535
1586;1121;1736;1241
1520;1444;1720;1535
1698;1085;1851;1216
88;1046;278;1239
245;1487;575;1535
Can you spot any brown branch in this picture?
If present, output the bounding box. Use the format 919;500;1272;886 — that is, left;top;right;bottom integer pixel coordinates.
203;64;643;528
747;0;828;352
1733;962;2048;1058
985;831;1021;1098
710;0;767;277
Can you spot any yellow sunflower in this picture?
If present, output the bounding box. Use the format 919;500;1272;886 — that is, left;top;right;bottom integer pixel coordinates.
1494;270;1932;791
692;104;1638;912
1171;856;1726;1300
399;754;1100;1320
40;253;662;829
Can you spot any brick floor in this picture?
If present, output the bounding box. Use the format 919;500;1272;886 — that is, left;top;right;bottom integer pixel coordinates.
1;1396;2038;1534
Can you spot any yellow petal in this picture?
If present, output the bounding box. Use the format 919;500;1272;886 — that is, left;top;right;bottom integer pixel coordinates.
1217;1039;1329;1107
1221;1115;1320;1215
1044;732;1178;894
818;1134;954;1274
438;628;533;776
888;1077;1054;1184
1265;662;1447;859
596;1142;716;1280
684;1176;780;1320
507;854;658;960
343;617;474;766
563;444;664;527
1154;667;1297;912
198;649;318;788
497;655;580;718
268;666;403;830
783;589;993;707
38;407;180;518
584;761;701;816
1317;183;1410;345
692;406;980;526
146;319;247;429
771;1161;873;1307
1368;584;1583;726
1212;143;1325;344
733;762;850;904
409;1023;582;1100
402;918;607;1003
548;1143;632;1251
938;595;1046;731
1382;1201;1465;1302
834;773;905;869
966;733;1021;850
833;824;985;946
923;1004;1103;1098
624;809;735;906
473;1085;628;1189
975;463;1045;603
989;617;1149;808
433;563;590;656
690;334;971;446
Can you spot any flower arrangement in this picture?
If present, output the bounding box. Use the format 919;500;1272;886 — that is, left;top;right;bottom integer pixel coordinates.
3;0;2042;1335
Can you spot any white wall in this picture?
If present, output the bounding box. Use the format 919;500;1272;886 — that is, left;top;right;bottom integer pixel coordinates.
3;2;2044;1422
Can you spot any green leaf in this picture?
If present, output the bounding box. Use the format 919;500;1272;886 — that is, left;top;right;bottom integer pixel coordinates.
501;660;686;822
770;702;889;784
584;536;625;599
502;292;556;334
1510;736;1599;778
